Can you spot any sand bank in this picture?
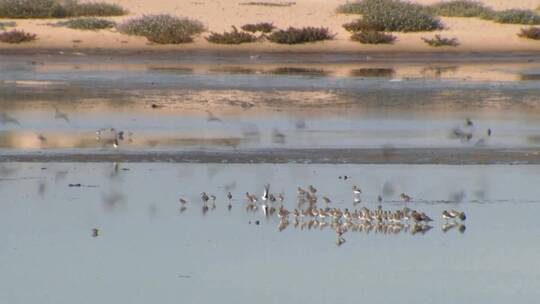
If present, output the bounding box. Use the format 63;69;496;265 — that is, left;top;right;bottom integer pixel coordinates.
0;0;540;54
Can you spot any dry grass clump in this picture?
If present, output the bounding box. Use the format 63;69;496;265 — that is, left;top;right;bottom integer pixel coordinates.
117;14;205;44
267;26;334;44
206;26;257;44
0;29;36;43
422;34;459;47
337;0;443;32
429;0;494;18
0;0;127;18
518;27;540;40
241;22;275;33
351;30;396;44
51;17;115;30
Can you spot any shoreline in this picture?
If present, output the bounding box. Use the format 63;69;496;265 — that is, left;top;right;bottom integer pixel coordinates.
2;48;540;63
2;148;540;164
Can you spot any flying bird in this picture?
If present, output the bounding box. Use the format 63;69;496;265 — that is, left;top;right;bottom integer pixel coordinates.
53;106;70;123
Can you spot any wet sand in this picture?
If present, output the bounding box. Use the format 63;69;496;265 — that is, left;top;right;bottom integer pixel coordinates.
1;162;539;304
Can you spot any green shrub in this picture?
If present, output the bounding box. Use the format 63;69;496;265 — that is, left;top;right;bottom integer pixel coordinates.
0;0;126;18
0;29;36;43
422;34;459;47
518;27;540;40
70;2;126;16
351;30;396;44
206;26;257;44
267;26;334;44
239;2;295;7
490;9;540;25
0;0;68;18
241;22;274;33
343;19;384;32
117;14;205;44
336;2;364;14
52;17;115;30
429;0;494;18
340;0;443;32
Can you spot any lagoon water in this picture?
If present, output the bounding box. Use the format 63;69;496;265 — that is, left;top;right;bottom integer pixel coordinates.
1;54;540;303
1;162;540;304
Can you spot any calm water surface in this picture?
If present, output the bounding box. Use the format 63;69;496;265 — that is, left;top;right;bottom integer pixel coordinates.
1;163;539;303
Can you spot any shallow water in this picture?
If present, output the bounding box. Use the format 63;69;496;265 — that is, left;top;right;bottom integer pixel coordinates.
1;162;539;304
2;53;540;302
1;57;540;155
1;111;540;152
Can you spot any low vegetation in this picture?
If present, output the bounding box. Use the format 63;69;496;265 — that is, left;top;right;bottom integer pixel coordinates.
0;29;36;43
206;26;257;44
0;0;127;18
351;30;396;44
337;0;443;32
429;0;494;18
489;9;540;25
69;1;126;17
422;34;459;47
336;2;364;14
267;26;334;44
52;17;115;30
239;1;295;7
241;22;275;33
518;27;540;40
342;19;383;32
0;0;67;18
117;14;205;44
430;2;540;25
338;0;540;27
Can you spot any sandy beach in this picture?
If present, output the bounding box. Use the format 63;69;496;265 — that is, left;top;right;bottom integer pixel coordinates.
1;0;540;53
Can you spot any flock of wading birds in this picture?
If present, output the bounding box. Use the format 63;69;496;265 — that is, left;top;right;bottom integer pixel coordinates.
178;184;467;246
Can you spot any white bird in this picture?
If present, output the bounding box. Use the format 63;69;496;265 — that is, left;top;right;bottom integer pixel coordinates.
261;184;270;201
352;185;362;195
